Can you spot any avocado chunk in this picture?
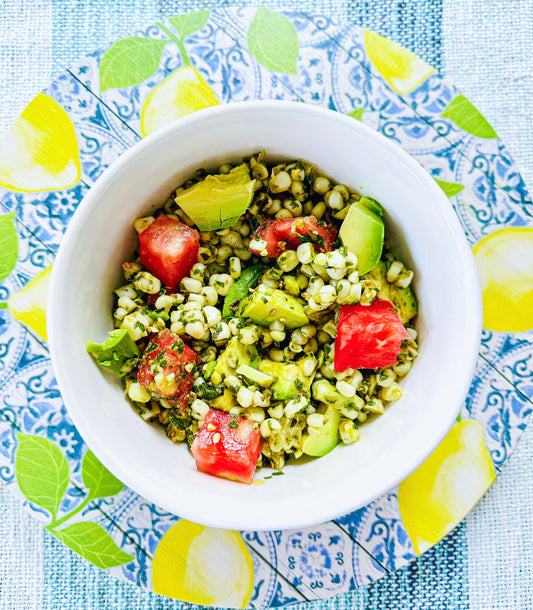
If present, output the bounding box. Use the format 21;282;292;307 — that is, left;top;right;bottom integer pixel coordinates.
86;329;140;377
364;260;390;300
212;388;237;412
339;196;385;275
236;363;274;387
359;196;383;216
211;336;258;385
175;164;255;231
312;379;364;412
391;286;418;324
364;261;418;324
302;405;341;457
258;358;315;400
240;284;309;329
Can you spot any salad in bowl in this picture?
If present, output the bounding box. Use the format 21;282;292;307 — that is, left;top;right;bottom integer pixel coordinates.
87;151;418;485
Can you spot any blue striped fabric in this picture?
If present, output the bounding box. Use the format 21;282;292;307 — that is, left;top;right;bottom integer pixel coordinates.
51;0;161;74
345;0;443;70
366;525;468;609
2;1;532;609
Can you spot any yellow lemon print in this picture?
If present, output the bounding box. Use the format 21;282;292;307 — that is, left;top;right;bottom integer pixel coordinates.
152;519;254;608
141;66;219;137
364;30;434;94
0;93;81;192
473;227;533;332
7;265;52;341
398;420;495;555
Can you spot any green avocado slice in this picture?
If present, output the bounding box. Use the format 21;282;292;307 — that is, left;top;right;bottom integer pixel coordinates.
175;164;255;231
339;196;385;275
86;329;140;377
358;196;383;216
364;261;418;324
302;405;341;457
240;284;309;329
236;363;274;387
258;358;315;400
211;336;258;386
391;286;418;324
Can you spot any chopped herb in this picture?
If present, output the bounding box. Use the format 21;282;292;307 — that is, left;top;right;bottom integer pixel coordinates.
170;415;191;429
134;321;146;331
295;379;303;390
304;169;316;190
199;385;221;400
145;342;158;353
314;234;325;248
228;421;239;429
144;309;169;321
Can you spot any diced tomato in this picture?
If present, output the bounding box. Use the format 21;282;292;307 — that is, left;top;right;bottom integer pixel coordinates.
334;300;411;371
191;409;262;484
249;216;336;258
139;215;200;289
250;219;282;257
137;330;198;409
274;217;337;251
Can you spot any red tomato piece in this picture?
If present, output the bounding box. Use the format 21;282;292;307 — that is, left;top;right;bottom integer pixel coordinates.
275;216;337;251
334;300;411;371
249;219;283;257
191;409;262;484
139;215;200;288
137;330;198;409
249;216;336;258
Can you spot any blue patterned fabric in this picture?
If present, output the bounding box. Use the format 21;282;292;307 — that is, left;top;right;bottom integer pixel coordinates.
1;1;532;609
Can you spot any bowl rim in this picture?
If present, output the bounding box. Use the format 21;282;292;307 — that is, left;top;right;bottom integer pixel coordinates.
48;100;482;531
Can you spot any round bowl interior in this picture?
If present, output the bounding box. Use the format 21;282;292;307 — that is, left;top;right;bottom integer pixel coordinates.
48;101;481;531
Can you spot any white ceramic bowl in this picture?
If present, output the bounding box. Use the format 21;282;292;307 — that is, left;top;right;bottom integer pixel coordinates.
48;101;481;531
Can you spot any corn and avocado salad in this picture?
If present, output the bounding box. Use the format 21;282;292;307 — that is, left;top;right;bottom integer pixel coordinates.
87;152;419;484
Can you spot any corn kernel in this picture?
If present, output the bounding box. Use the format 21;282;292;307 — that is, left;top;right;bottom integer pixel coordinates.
133;216;155;233
128;382;151;403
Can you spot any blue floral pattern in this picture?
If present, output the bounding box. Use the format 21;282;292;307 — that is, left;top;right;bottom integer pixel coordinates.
0;8;531;607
